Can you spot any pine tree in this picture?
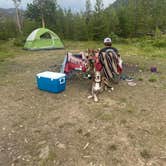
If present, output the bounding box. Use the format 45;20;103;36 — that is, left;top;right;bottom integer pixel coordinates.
26;0;58;28
92;0;106;40
85;0;93;40
95;0;104;13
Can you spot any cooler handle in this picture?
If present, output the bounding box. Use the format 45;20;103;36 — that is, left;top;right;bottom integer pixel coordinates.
59;78;65;84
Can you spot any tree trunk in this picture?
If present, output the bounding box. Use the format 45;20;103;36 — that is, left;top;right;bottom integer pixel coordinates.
15;5;22;34
41;13;45;28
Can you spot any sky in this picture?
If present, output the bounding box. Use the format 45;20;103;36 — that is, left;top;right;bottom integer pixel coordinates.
0;0;116;11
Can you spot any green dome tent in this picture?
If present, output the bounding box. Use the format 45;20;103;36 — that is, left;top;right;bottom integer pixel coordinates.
24;28;64;50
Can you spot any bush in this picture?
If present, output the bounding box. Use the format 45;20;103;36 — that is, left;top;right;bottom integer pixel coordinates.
0;20;17;40
108;32;120;42
154;27;162;39
152;39;166;48
13;35;26;47
148;74;157;82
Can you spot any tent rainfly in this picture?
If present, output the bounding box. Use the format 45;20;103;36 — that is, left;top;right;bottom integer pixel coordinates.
24;28;64;50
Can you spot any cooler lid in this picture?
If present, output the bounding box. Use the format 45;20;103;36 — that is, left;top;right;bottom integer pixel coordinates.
37;71;66;79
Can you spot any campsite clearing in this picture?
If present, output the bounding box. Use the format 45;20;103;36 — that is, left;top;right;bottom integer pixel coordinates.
0;42;166;166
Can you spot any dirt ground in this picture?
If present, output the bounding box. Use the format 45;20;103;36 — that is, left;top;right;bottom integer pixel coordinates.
0;50;166;166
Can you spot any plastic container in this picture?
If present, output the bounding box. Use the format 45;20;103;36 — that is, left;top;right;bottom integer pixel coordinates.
36;71;66;93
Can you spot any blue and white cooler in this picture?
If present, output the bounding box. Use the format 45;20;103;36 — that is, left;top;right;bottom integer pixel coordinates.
36;71;66;93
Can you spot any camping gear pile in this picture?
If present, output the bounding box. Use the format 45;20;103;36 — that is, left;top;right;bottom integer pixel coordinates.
60;52;87;74
120;63;140;87
35;49;123;94
61;49;123;83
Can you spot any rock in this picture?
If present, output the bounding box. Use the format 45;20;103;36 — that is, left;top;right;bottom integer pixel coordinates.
119;103;127;109
19;125;23;128
17;155;22;159
24;138;28;143
139;70;143;73
0;147;5;152
7;147;12;151
57;143;66;149
11;130;15;133
89;162;96;166
23;154;32;162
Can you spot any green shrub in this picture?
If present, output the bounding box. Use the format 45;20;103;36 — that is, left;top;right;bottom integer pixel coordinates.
108;32;120;42
148;74;157;82
154;27;162;39
140;149;151;159
0;20;17;40
152;39;166;48
138;77;143;81
13;36;26;47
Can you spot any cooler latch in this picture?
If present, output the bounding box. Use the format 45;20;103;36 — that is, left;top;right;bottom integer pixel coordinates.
59;78;65;84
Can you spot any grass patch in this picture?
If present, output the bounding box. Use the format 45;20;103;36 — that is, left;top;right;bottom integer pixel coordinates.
138;77;143;81
127;109;134;113
120;119;127;125
162;84;166;90
0;40;27;61
148;74;158;82
99;113;113;121
140;149;151;159
1;37;166;61
108;144;118;151
115;43;166;58
119;97;127;102
64;40;103;50
40;150;56;166
64;38;166;59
